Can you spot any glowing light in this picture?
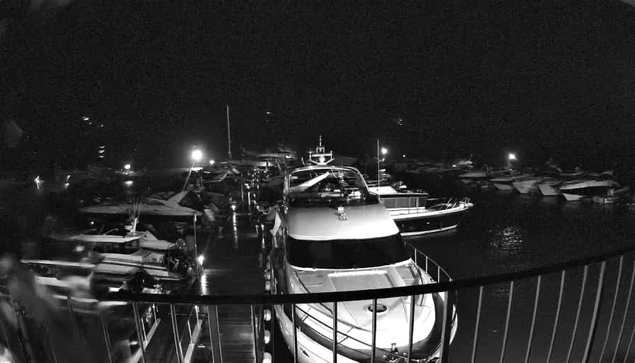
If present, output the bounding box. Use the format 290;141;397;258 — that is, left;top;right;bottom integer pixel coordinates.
34;176;42;189
264;309;272;321
74;245;85;252
82;116;89;121
124;164;131;170
381;147;388;155
191;149;203;162
402;154;406;158
231;204;237;211
265;281;271;291
197;255;205;265
452;164;457;168
209;159;215;166
264;330;271;344
64;182;70;189
508;153;517;161
263;352;273;363
124;180;134;186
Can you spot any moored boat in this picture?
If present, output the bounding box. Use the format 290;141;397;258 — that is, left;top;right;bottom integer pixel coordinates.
560;178;617;202
269;138;457;363
369;185;473;236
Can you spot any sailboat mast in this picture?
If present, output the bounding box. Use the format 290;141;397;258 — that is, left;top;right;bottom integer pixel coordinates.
377;138;380;187
226;105;232;160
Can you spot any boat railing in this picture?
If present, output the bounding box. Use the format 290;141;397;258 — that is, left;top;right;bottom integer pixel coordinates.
4;241;635;363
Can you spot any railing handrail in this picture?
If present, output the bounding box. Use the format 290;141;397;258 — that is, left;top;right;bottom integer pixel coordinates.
99;240;635;305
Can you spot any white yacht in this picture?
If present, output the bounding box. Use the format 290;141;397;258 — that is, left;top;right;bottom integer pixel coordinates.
79;190;206;219
368;185;473;236
512;176;549;194
559;178;617;202
490;172;532;191
537;178;563;196
270;138;457;363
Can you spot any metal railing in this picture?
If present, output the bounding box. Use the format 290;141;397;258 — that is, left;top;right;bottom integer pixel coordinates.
3;241;635;363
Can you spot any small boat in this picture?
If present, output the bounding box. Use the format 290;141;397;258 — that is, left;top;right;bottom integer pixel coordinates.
48;217;178;252
490;172;532;191
512;176;549;194
592;186;631;204
560;176;617;202
79;190;206;219
21;259;159;313
271;137;457;363
369;185;473;236
537;178;563;196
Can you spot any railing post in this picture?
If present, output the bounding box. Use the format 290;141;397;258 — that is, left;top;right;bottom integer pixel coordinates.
98;305;113;363
132;302;147;363
499;281;514;363
65;296;80;339
582;261;607;363
292;304;298;363
407;295;416;363
440;291;456;363
613;259;635;363
371;299;378;363
332;302;338;363
599;256;623;363
471;286;484;363
566;265;589;363
523;275;542;363
547;270;566;363
170;304;185;363
206;305;222;363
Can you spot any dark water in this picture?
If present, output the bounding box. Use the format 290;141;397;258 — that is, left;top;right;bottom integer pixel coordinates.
4;179;635;362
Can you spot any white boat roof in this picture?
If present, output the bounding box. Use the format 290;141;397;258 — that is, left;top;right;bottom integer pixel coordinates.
368;186;401;195
285;203;399;240
290;164;360;174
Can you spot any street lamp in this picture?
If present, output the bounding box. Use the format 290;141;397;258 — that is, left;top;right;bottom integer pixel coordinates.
209;159;215;166
508;153;516;161
182;148;204;192
124;164;131;171
381;147;388;156
192;149;203;162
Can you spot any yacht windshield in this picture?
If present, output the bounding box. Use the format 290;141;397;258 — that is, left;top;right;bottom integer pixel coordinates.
287;168;371;206
286;234;410;269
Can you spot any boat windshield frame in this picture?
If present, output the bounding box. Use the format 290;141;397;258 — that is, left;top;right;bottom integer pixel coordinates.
286;233;410;269
285;166;371;207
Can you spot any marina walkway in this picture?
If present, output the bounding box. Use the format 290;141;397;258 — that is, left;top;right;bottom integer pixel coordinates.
186;213;264;363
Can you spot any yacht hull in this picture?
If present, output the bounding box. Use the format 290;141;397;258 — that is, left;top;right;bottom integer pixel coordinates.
562;193;585;202
274;293;451;363
492;183;515;191
538;183;561;196
391;205;471;236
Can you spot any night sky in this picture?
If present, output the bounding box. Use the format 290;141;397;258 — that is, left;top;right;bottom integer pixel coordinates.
2;0;635;171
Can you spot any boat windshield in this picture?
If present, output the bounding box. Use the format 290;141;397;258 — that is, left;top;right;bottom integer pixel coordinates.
287;168;371;206
286;234;410;269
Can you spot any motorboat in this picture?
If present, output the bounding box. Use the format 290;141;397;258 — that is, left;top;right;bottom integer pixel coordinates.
490;172;532;191
369;185;473;236
592;185;631;204
512;175;549;194
537;178;563;196
559;173;617;202
270;138;457;363
48;223;177;252
457;170;488;184
79;190;207;219
39;227;195;285
21;259;161;313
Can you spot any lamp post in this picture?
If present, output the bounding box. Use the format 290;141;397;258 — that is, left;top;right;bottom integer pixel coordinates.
182;149;203;192
507;153;517;170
